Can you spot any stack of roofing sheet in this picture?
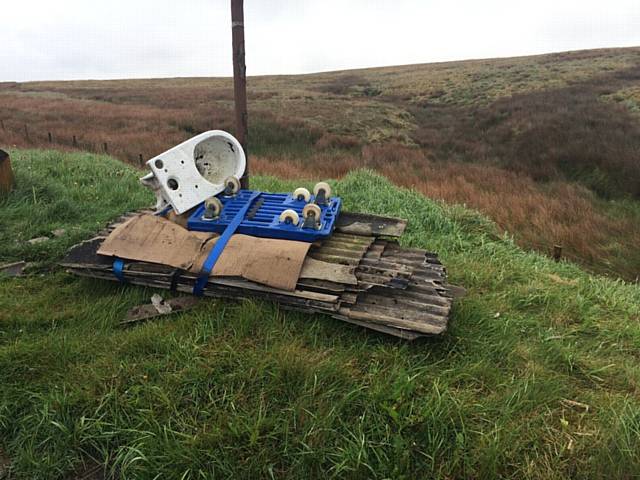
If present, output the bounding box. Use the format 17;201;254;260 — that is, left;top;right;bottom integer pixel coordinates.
62;211;456;340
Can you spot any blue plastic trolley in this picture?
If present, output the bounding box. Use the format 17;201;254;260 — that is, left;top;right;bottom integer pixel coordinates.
187;189;342;242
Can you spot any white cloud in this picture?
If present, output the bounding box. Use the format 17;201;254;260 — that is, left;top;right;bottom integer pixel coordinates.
0;0;638;81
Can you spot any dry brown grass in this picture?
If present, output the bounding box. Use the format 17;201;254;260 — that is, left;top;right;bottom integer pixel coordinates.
252;145;640;279
410;65;640;198
0;91;229;163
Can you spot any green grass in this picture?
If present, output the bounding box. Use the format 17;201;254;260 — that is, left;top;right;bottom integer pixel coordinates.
1;150;639;479
0;149;152;270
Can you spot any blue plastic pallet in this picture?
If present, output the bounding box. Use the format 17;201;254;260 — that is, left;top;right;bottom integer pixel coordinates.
187;190;342;242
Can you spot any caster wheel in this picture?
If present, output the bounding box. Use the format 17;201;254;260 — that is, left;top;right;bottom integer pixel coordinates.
279;209;300;225
313;182;331;205
223;176;241;195
293;187;311;203
203;196;223;219
302;203;321;229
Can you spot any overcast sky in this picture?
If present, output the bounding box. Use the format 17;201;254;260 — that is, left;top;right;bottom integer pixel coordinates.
2;0;639;82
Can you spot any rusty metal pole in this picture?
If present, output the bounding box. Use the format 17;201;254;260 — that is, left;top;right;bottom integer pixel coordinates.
231;0;249;189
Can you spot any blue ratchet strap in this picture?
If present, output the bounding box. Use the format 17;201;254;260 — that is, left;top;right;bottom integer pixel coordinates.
192;191;261;296
113;204;171;283
113;257;126;282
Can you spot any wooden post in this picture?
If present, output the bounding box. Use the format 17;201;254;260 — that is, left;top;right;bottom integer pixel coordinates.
139;153;144;166
48;132;52;143
0;120;5;131
231;0;249;189
553;245;563;262
0;149;14;196
72;135;78;147
103;142;108;153
24;124;29;140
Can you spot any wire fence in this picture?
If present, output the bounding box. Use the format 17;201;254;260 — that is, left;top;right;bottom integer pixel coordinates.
520;239;637;282
0;121;147;167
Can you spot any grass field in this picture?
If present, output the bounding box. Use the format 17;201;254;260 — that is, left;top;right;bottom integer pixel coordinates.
2;47;640;280
1;149;639;479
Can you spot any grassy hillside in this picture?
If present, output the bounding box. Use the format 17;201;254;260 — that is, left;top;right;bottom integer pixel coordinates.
1;48;640;280
1;149;639;479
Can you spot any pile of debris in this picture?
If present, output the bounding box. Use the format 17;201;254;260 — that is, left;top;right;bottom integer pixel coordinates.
62;131;458;339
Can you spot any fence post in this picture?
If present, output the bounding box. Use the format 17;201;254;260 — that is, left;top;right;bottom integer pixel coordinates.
72;135;78;147
139;153;144;166
24;124;29;140
553;245;563;262
0;120;5;131
48;132;52;143
0;149;14;196
103;142;108;153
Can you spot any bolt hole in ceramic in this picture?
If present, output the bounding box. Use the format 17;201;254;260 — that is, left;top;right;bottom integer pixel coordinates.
139;131;246;214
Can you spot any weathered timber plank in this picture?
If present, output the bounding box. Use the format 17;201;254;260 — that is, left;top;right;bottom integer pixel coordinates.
331;314;423;340
297;278;347;293
309;253;361;266
336;212;407;237
68;269;340;312
356;292;451;316
314;246;368;259
382;288;452;307
355;272;408;289
348;301;450;326
358;260;413;276
339;307;446;335
328;231;376;243
363;244;386;261
320;239;372;251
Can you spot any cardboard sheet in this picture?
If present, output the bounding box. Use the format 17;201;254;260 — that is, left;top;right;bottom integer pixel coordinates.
98;214;213;270
194;235;311;291
98;214;311;291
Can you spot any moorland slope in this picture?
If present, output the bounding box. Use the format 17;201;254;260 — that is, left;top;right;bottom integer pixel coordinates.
1;47;640;278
